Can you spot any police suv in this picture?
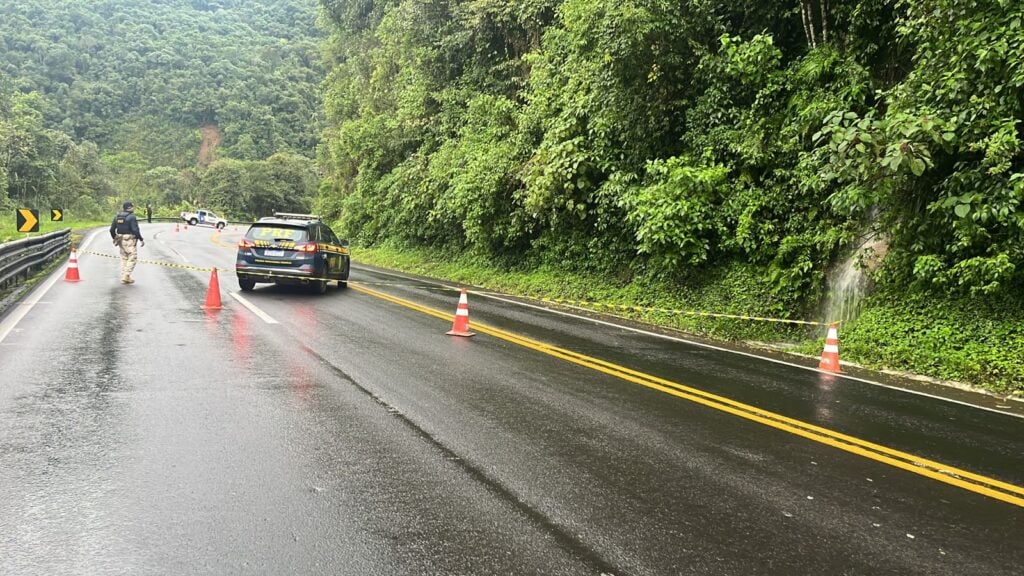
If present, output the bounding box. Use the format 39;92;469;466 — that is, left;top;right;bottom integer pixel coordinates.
235;213;350;294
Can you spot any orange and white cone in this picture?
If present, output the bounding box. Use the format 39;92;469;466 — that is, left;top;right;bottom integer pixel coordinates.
819;323;841;372
64;249;81;282
446;288;475;337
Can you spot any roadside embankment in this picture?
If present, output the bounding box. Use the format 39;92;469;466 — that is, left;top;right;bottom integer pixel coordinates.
352;244;1023;397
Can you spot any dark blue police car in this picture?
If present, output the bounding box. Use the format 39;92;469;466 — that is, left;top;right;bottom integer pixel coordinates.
235;213;350;294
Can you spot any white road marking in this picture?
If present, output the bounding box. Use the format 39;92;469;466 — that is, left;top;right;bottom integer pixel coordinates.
353;265;1024;419
150;224;189;263
169;246;189;264
230;292;278;324
0;273;64;344
1;230;101;344
83;229;101;251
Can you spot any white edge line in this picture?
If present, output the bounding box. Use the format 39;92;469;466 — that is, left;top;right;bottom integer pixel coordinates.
0;268;65;344
170;246;189;264
83;229;100;251
0;230;102;344
229;292;278;324
151;225;189;264
352;264;1024;420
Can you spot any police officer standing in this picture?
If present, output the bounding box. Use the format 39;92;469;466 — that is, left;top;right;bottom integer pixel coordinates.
110;201;145;284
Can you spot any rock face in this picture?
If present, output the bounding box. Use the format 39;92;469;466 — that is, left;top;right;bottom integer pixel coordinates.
860;235;889;274
824;231;890;325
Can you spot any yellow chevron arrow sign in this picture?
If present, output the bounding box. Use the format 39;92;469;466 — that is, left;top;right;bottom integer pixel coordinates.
17;209;39;233
51;208;63;222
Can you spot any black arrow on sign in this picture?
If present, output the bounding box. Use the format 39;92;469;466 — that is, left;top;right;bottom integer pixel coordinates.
17;209;39;233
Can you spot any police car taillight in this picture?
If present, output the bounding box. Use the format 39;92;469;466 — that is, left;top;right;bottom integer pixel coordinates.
295;242;318;253
239;239;255;248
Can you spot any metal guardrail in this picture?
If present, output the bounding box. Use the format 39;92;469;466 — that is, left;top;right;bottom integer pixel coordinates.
0;229;72;291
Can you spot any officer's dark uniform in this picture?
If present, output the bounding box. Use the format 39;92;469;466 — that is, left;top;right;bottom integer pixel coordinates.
110;202;144;284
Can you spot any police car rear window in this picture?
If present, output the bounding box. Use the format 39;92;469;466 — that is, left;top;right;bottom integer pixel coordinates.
246;225;308;242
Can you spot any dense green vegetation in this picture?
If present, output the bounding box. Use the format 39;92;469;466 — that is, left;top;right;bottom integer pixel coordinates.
840;289;1024;392
0;81;112;219
319;0;1024;392
1;0;323;220
1;0;323;163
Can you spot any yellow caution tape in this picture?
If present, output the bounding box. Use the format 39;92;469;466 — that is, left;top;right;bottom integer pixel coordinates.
82;250;342;284
82;250;837;326
84;250;214;273
495;293;839;327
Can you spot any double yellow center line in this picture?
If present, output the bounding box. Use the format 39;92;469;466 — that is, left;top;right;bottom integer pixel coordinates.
352;284;1024;508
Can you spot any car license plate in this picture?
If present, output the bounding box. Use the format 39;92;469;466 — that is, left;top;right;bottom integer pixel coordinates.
265;249;285;257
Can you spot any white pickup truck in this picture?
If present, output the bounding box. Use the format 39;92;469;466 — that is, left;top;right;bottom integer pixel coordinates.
179;209;228;229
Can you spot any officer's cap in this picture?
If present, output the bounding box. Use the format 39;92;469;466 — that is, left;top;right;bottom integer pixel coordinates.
123;202;134;211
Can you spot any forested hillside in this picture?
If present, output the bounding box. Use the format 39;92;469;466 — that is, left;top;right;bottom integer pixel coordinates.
317;0;1024;391
1;0;323;219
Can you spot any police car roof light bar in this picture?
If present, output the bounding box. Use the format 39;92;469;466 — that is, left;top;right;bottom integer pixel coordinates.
272;212;321;221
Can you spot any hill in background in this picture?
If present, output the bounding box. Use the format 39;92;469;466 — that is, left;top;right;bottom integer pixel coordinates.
0;0;324;168
1;0;324;220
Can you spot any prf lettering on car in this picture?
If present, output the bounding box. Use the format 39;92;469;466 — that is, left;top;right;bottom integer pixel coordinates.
254;227;303;240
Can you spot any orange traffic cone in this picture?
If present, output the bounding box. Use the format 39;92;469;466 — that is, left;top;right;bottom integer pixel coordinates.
175;222;179;232
201;267;223;310
446;288;475;337
64;249;81;282
819;323;841;372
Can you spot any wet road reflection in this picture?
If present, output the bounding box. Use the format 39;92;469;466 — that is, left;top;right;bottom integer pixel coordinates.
815;372;840;422
1;227;1022;575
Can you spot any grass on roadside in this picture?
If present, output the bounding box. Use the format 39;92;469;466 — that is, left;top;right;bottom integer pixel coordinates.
0;219;106;244
352;243;817;345
352;243;1024;396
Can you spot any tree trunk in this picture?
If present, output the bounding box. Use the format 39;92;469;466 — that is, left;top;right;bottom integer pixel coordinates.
801;1;817;48
820;0;830;45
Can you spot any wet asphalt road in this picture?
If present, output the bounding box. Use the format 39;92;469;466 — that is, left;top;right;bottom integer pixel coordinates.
0;224;1022;576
